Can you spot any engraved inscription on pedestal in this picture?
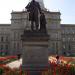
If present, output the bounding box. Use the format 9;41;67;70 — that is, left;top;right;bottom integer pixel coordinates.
22;46;48;64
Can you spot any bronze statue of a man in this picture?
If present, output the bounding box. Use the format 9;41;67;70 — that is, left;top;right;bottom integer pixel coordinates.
26;0;41;31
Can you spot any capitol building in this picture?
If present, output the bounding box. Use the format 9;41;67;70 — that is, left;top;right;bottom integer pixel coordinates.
0;0;75;56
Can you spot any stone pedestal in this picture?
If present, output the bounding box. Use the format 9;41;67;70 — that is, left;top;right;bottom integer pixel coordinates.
21;30;49;75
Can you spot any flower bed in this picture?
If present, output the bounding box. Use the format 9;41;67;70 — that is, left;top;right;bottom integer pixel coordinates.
0;62;75;75
0;56;75;75
47;62;75;75
0;56;17;65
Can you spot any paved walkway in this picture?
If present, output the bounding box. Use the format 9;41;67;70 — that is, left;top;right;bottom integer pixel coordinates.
6;58;22;69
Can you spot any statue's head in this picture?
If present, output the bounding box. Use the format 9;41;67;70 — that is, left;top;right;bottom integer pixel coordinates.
32;0;35;2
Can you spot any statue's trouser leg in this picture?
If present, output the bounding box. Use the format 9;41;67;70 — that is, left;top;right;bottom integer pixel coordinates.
35;20;39;30
31;21;34;31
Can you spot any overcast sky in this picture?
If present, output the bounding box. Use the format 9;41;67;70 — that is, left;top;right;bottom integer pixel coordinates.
0;0;75;24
